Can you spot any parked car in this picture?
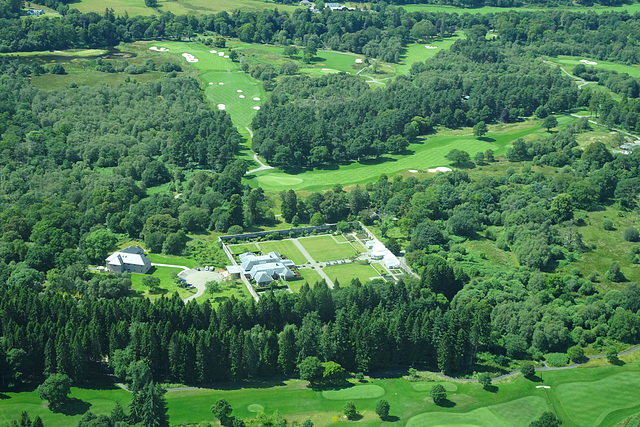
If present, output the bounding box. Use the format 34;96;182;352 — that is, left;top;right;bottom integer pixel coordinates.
205;266;209;271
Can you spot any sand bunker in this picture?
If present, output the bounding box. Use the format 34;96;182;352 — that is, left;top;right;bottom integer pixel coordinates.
355;58;363;64
408;169;418;173
181;52;198;63
425;45;438;49
208;82;213;85
209;50;217;53
218;82;224;85
217;104;226;110
149;46;169;52
253;106;260;110
224;55;229;58
237;90;243;93
253;97;260;101
218;52;225;56
428;166;452;173
580;59;597;65
239;95;245;98
322;68;332;71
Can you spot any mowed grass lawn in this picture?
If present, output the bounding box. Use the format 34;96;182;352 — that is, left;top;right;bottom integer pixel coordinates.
258;240;308;265
250;116;576;191
323;263;381;285
228;242;260;254
0;385;130;427
290;268;324;291
298;235;358;262
73;0;299;17
148;41;264;128
547;55;640;78
130;266;192;299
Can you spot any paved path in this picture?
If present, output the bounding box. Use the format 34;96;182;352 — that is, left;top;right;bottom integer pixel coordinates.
244;127;274;174
150;263;204;303
291;238;334;288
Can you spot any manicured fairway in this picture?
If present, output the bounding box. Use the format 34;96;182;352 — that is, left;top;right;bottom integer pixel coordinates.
323;263;381;285
547;56;640;78
148;42;265;128
0;386;130;427
258;239;308;265
406;396;549;427
322;385;385;400
250;116;576;191
73;0;299;17
298;235;358;262
395;33;466;74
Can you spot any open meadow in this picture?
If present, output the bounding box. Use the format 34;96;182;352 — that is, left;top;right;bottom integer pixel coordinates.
248;115;576;191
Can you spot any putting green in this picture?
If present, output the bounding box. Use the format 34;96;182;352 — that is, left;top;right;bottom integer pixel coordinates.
555;372;640;426
247;404;264;413
406;396;549;427
322;385;385;400
411;382;458;392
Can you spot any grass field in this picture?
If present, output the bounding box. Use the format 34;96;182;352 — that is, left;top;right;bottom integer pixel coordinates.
0;383;130;427
73;0;299;17
546;56;640;78
323;263;381;285
249;116;576;191
6;363;640;426
228;242;260;254
130;266;193;299
291;268;325;291
298;235;358;262
196;279;252;305
400;3;640;14
258;239;308;265
145;252;199;268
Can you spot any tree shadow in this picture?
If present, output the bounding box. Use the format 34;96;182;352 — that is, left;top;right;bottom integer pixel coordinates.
52;398;91;416
0;393;9;400
358;156;398;166
611;359;626;366
383;415;401;423
526;374;544;383
483;385;499;393
477;136;496;142
437;399;456;408
309;379;352;391
349;414;364;421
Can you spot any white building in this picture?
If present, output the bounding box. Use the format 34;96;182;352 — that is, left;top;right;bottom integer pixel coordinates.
105;246;151;274
230;251;296;286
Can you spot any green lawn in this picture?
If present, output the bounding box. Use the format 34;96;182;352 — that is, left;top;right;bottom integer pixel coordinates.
228;242;260;254
323;263;381;285
258;240;308;265
0;384;130;427
298;235;358;262
145;252;199;268
0;49;107;58
130;266;193;299
249;116;576;191
196;280;252;306
73;0;299;17
290;268;324;291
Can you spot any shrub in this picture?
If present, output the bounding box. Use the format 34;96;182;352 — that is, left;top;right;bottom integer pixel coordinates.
567;345;585;363
521;363;535;378
227;225;243;235
430;384;447;405
605;262;626;282
602;219;614;230
545;352;569;367
478;372;492;389
343;401;356;420
375;400;390;419
623;227;639;242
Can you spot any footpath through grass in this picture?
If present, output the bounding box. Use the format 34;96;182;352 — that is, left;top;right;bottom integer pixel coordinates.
249;116;576;191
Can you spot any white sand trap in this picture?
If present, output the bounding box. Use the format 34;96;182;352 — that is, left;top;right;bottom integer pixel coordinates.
253;97;260;101
253;106;260;110
428;166;452;173
209;50;217;53
218;82;224;85
217;104;226;110
182;52;198;63
208;82;214;85
408;169;418;173
322;68;332;71
237;89;243;93
239;95;245;98
425;45;438;49
580;59;597;65
355;58;363;64
224;55;229;58
149;46;168;52
218;52;225;56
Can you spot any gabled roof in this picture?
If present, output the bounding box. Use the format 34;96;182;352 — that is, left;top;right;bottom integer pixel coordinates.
106;251;149;266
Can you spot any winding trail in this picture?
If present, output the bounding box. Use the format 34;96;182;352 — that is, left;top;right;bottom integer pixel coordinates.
244;126;273;174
